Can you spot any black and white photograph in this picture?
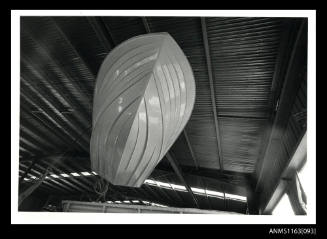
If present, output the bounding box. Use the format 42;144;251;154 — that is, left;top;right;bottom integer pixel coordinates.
11;10;316;228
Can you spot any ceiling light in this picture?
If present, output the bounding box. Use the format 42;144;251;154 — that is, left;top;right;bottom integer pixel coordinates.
71;173;80;177
50;174;59;178
60;173;69;177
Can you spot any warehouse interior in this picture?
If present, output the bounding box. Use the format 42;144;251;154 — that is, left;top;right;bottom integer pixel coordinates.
18;16;308;215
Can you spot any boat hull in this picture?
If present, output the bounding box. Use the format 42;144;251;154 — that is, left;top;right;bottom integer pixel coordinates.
90;33;196;187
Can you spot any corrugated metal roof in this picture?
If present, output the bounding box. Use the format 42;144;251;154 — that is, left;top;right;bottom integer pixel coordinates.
18;16;305;212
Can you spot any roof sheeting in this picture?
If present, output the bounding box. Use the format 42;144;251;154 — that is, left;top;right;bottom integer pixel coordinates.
18;16;304;213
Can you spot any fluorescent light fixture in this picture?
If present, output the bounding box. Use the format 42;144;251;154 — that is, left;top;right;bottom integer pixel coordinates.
50;174;59;178
81;172;91;176
114;201;122;203
132;200;139;203
142;201;150;204
225;193;246;201
123;200;130;203
71;172;80;177
107;201;113;204
24;178;30;181
92;171;98;175
30;175;37;179
60;173;69;177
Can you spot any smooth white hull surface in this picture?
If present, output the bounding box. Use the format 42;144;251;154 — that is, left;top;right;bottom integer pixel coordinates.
90;33;196;187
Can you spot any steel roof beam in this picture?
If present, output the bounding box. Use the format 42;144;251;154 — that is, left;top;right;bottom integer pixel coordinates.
21;56;91;127
19;162;72;194
255;19;307;193
50;17;96;79
20;77;90;150
21;26;93;109
262;132;307;214
20;153;250;195
33;163;85;194
166;152;199;208
87;17;116;52
142;17;151;33
200;18;224;172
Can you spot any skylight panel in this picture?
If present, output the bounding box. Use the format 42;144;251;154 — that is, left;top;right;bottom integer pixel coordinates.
170;184;187;191
81;172;91;176
144;179;156;185
191;187;205;194
205;189;224;198
157;181;171;188
225;193;247;201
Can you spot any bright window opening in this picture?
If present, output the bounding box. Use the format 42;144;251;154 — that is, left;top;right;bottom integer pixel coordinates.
297;163;308;201
272;193;295;215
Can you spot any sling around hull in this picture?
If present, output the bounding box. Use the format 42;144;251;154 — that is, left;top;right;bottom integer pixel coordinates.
90;33;196;187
